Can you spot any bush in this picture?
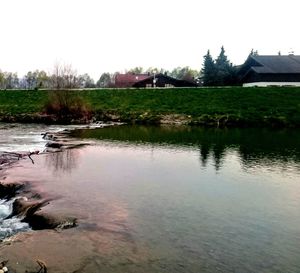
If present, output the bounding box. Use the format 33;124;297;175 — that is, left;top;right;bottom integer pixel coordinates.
44;90;91;121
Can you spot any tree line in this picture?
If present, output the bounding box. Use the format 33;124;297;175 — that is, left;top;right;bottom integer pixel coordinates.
0;65;201;90
0;65;202;90
0;63;95;90
0;47;250;89
78;46;241;88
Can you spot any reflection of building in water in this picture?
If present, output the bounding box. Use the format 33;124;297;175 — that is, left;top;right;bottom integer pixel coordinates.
45;149;79;174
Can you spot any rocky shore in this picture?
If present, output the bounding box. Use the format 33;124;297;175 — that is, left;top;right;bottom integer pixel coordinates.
0;131;87;272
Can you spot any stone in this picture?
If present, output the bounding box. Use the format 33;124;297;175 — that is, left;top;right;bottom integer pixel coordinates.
46;142;63;149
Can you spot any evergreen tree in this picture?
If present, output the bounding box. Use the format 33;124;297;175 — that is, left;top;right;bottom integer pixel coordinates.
202;50;216;86
215;46;236;85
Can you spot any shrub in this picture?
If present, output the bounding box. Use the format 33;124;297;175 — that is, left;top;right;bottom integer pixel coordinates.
44;90;91;121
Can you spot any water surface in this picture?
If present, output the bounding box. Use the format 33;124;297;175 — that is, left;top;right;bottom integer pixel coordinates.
2;125;300;272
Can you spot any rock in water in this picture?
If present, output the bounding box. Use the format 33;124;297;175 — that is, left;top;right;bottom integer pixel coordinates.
45;142;63;149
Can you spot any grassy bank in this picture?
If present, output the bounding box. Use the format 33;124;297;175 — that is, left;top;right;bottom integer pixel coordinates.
0;87;300;127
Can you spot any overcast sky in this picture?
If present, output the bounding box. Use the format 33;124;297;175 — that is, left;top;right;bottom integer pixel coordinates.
1;0;299;80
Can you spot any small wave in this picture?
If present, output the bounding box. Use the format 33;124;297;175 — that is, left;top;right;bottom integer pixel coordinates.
0;122;106;153
0;199;29;240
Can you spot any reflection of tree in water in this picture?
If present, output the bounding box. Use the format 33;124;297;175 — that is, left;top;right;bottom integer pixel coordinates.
239;146;300;172
212;144;226;171
199;144;210;167
199;143;226;171
45;149;79;174
197;129;300;172
71;125;300;172
237;129;300;172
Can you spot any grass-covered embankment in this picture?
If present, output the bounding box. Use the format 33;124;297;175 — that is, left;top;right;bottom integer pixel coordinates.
0;87;300;127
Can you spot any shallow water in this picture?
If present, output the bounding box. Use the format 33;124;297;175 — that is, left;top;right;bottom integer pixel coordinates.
0;122;105;153
2;125;300;272
0;122;103;241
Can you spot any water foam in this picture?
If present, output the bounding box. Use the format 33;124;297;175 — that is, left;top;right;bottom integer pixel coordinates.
0;199;29;240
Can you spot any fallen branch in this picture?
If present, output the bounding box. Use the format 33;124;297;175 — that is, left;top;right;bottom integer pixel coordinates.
2;151;39;164
36;260;47;273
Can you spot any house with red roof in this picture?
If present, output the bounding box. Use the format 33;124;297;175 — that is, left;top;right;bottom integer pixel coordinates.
114;73;197;88
114;73;150;88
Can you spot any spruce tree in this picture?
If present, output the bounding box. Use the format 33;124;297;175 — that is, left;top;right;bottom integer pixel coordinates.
215;46;235;85
202;50;216;86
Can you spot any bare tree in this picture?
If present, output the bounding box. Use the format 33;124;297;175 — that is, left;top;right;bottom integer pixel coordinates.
0;71;19;89
50;62;80;89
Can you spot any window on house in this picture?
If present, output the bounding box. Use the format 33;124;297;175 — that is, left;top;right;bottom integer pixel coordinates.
146;84;152;88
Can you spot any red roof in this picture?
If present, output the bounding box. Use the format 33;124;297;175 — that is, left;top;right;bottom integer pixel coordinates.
115;73;150;87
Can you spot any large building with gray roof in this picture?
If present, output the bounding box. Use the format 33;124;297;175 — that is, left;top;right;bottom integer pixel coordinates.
238;54;300;87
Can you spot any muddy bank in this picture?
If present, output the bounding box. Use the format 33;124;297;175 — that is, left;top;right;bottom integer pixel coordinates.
2;110;299;128
0;113;92;125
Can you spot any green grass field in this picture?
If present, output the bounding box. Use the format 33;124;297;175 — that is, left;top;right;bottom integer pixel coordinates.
0;87;300;126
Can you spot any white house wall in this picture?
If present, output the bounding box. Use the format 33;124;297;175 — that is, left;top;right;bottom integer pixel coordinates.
243;82;300;87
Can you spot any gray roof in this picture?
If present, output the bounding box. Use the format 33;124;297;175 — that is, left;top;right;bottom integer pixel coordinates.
251;55;300;74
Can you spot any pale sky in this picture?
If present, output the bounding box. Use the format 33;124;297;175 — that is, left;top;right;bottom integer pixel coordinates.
1;0;300;80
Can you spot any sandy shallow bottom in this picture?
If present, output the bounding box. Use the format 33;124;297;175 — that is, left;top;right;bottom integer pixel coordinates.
1;229;152;273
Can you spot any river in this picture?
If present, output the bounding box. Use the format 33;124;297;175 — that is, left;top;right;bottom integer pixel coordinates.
1;124;300;272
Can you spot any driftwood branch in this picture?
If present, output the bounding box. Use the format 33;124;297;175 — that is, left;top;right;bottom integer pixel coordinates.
36;260;47;273
1;151;39;165
28;154;35;164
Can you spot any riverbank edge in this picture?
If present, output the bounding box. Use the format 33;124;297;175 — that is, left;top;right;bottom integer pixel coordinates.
1;87;300;128
0;111;299;128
